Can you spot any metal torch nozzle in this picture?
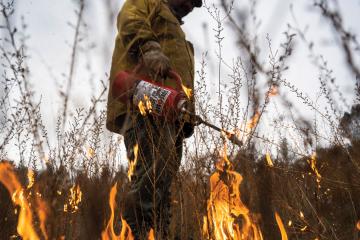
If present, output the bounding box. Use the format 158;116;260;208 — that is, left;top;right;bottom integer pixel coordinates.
180;108;243;147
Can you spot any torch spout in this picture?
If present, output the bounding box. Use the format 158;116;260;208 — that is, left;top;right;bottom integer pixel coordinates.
180;108;243;147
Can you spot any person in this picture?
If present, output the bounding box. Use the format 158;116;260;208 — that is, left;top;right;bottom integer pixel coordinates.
106;0;202;238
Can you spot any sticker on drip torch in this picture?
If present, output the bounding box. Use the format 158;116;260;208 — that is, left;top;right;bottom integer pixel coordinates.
133;80;171;115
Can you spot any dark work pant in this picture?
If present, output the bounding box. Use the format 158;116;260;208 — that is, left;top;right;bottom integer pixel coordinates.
122;115;183;239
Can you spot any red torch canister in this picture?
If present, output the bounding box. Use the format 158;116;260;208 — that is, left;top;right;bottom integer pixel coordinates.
112;70;187;121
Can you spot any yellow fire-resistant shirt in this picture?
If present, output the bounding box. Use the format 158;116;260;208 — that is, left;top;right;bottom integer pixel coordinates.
106;0;195;134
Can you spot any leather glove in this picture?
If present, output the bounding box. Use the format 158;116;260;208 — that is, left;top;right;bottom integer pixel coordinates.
140;41;170;80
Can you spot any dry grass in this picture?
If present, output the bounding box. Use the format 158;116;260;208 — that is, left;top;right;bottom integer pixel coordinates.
1;0;360;239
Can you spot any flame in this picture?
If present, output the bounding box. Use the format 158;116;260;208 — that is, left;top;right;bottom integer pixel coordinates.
203;144;263;240
101;183;134;240
356;220;360;230
181;84;192;99
0;162;40;240
64;184;82;213
299;211;304;219
144;95;152;112
27;169;35;189
87;147;95;158
233;110;261;143
265;153;274;167
274;212;288;240
138;95;152;116
148;228;155;240
308;153;321;183
246;111;260;130
300;226;307;231
36;196;48;239
127;144;139;181
138;100;147;116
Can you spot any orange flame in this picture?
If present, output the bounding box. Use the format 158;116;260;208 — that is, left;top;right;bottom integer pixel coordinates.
203;144;263;240
138;101;147;116
148;228;155;240
64;184;82;213
246;111;260;130
0;162;40;240
127;144;139;181
233;110;261;143
101;183;134;240
87;147;95;158
356;220;360;230
307;153;321;183
265;153;274;167
138;95;152;116
181;84;192;99
27;169;35;189
36;196;48;239
275;212;288;240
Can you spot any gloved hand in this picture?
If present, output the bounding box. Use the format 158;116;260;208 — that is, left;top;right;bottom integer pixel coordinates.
140;41;170;80
178;101;196;138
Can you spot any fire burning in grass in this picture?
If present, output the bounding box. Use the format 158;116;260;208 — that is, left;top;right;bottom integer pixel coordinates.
231;110;261;143
202;144;263;240
0;161;46;240
101;183;155;240
101;183;134;240
27;169;35;189
308;152;321;183
265;152;274;167
63;184;82;213
127;143;139;182
246;111;260;131
274;212;288;240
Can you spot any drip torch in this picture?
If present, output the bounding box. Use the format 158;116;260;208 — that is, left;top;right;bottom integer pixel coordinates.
112;69;243;147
